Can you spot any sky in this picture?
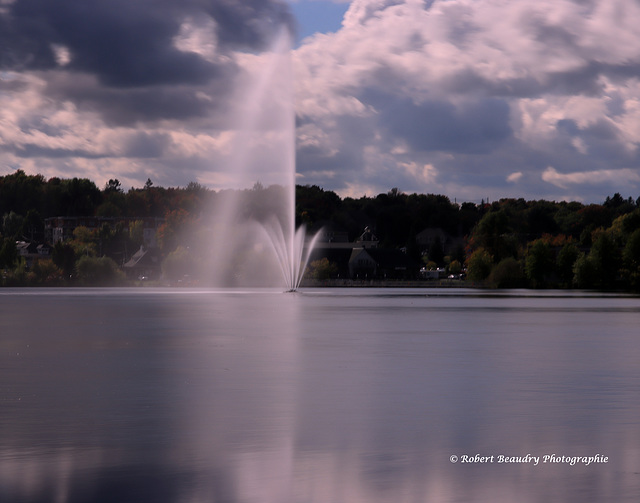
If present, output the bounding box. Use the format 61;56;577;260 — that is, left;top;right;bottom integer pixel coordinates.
2;0;640;204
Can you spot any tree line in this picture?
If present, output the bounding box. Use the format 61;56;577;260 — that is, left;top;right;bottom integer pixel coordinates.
1;169;639;290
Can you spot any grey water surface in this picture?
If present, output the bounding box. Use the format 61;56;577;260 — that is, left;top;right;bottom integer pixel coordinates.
1;288;639;502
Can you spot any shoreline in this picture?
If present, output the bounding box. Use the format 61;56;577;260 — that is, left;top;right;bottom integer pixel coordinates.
300;278;470;288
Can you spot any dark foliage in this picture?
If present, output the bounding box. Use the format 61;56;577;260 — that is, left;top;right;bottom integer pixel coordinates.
1;171;639;290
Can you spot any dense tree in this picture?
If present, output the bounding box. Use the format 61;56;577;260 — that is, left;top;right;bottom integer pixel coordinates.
2;211;24;239
556;242;580;288
306;257;339;280
0;170;47;217
0;237;19;269
52;242;76;278
22;209;44;242
466;248;493;282
61;178;102;216
161;246;196;282
104;179;123;193
589;231;621;289
31;259;62;285
488;257;525;289
448;260;462;276
573;253;598;289
75;255;125;285
0;170;638;290
472;210;516;262
525;239;553;288
622;229;640;290
157;209;192;253
427;235;445;265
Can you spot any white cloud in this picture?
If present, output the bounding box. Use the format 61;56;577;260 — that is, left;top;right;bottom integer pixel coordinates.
3;0;640;203
173;17;219;63
402;161;437;185
507;172;523;183
292;0;640;200
51;44;71;66
542;166;640;189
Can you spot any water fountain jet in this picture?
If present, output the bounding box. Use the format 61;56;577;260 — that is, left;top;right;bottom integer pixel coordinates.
205;26;320;290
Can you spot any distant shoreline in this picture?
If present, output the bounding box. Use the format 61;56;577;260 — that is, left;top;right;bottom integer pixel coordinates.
300;278;470;288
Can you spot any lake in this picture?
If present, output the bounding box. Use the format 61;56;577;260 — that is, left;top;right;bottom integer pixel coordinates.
1;288;639;502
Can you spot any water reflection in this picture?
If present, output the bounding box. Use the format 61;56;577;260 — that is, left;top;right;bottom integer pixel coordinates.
1;288;639;502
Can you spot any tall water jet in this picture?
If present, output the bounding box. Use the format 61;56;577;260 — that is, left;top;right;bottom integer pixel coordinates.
204;26;319;290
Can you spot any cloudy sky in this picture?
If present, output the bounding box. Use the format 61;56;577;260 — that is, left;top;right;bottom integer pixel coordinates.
2;0;640;203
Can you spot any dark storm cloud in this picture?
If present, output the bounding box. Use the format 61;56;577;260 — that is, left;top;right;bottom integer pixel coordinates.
202;0;295;48
0;0;294;123
123;131;171;158
2;0;294;82
366;92;512;154
43;71;227;126
10;144;106;159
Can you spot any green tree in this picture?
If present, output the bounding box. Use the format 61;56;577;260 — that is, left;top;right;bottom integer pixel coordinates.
61;178;102;216
487;257;525;288
448;259;462;276
2;211;24;239
427;236;445;265
556;242;579;287
75;255;125;285
104;178;123;193
0;237;18;269
161;246;194;282
0;170;46;217
22;209;44;241
573;253;598;289
157;209;191;253
4;257;28;286
472;210;517;262
525;239;553;288
129;220;145;249
306;257;339;280
590;231;620;289
52;242;76;278
622;229;640;290
466;248;493;282
69;226;98;257
31;259;62;285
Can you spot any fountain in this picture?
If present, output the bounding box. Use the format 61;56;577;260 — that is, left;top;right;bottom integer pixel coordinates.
261;215;322;292
203;26;320;290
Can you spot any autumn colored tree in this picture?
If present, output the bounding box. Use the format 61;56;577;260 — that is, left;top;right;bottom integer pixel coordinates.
306;257;339;280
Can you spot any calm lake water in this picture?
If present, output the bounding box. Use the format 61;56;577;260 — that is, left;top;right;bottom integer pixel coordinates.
1;287;639;502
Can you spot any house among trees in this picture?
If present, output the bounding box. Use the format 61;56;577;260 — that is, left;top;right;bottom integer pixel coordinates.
2;169;639;290
313;227;351;248
45;216;163;248
123;245;162;280
349;247;418;279
310;226;419;280
15;241;51;268
355;226;379;248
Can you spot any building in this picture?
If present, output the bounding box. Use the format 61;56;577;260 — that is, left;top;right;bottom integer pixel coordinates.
15;241;51;268
122;245;162;280
310;226;418;280
349;247;418;279
44;216;164;248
